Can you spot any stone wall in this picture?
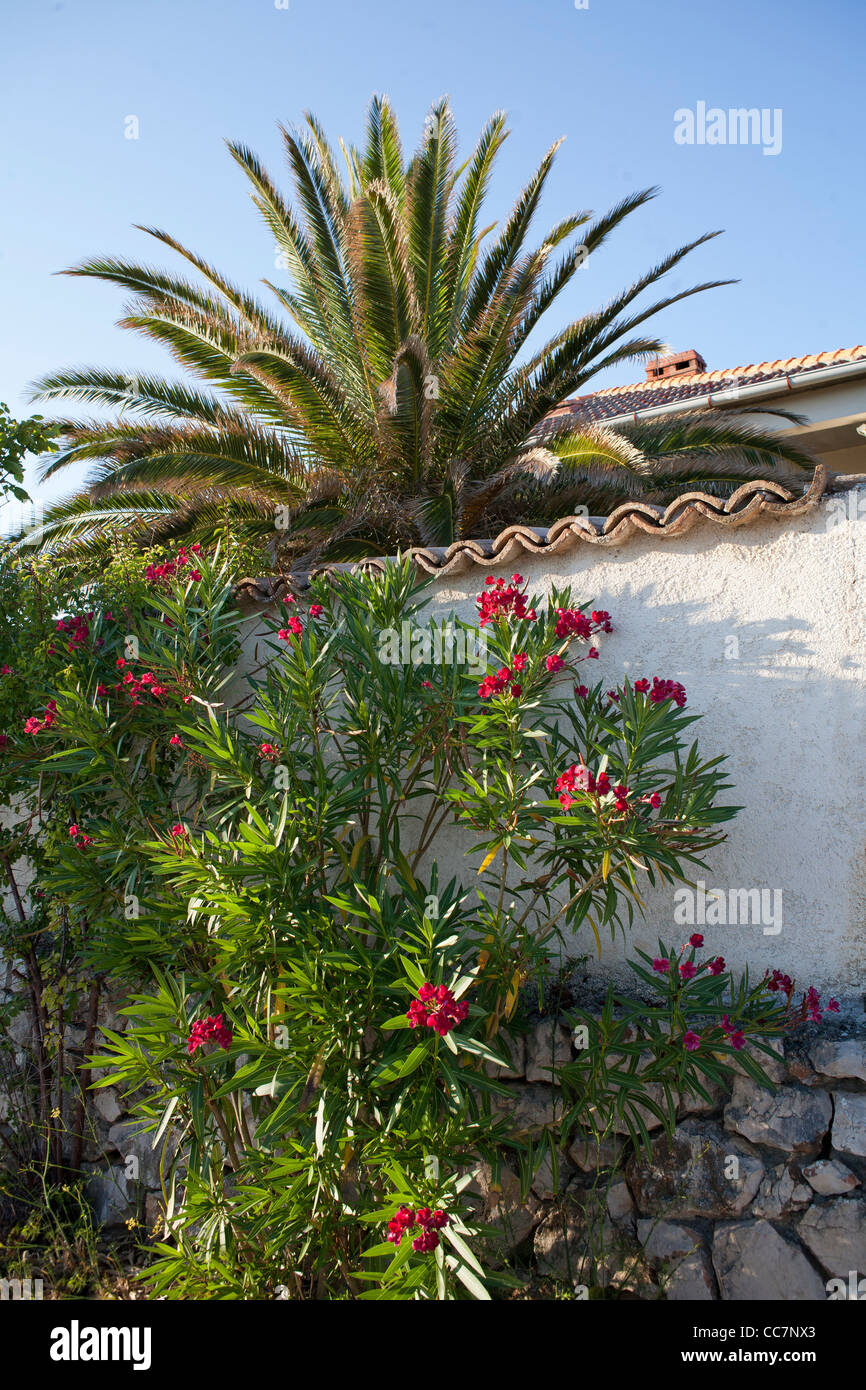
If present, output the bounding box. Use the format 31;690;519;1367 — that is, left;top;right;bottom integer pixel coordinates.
28;988;861;1300
473;1010;866;1299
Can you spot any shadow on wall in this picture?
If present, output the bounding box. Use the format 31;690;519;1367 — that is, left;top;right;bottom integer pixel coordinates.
418;514;866;1004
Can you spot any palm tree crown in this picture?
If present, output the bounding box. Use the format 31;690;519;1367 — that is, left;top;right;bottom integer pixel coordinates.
30;96;813;561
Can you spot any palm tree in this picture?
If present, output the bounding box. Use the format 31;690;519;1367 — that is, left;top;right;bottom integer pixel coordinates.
29;96;814;562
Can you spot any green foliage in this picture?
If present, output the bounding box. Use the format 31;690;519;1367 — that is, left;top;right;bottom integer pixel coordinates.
29;99;814;558
0;548;806;1299
0;402;58;507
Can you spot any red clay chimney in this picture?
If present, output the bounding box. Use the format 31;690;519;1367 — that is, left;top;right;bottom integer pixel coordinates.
645;349;707;381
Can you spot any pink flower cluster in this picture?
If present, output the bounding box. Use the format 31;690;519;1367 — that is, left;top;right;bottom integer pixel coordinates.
145;544;202;586
68;822;93;849
278;616;303;640
478;665;522;700
633;676;687;708
652;935;726;985
385;1205;450;1252
764;971;839;1024
477;575;537;627
186;1013;233;1055
406;983;469;1036
554;760;632;812
259;743;280;760
54;611;95;654
24;700;58;735
113;661;172;706
554;607;611;641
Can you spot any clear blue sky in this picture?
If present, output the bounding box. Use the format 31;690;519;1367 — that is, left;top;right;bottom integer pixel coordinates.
2;0;863;513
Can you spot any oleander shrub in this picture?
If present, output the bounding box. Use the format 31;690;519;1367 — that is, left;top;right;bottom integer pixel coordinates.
0;548;837;1299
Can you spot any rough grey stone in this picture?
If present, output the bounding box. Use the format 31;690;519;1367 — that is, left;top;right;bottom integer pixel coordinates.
606;1180;635;1226
810;1037;866;1083
483;1032;526;1080
724;1077;831;1155
85;1167;133;1227
472;1161;541;1257
627;1119;764;1220
678;1077;727;1117
637;1219;715;1300
713;1220;826;1301
494;1083;563;1133
802;1159;861;1196
798;1197;866;1278
530;1149;575;1201
108;1121;177;1190
750;1162;812;1219
525;1019;572;1084
731;1037;786;1085
93;1089;123;1125
567;1129;625;1173
8;1010;32;1048
533;1196;650;1291
831;1092;866;1158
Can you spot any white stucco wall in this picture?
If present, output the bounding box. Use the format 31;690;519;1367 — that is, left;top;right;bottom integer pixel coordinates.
238;487;866;1010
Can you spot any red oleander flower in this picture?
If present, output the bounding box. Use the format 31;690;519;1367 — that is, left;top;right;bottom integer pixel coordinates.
116;658;126;669
546;654;564;673
708;956;726;975
478;666;519;700
575;685;589;698
386;1205;415;1245
510;683;522;698
68;824;79;837
689;933;704;948
309;603;324;617
406;983;469;1036
633;678;650;693
476;577;536;627
652;957;671;974
278;617;303;640
259;743;280;759
765;969;793;996
24;700;58;735
385;1204;450;1250
826;998;840;1013
683;1031;701;1051
170;824;188;838
420;679;432;689
679;961;697;981
0;664;10;675
169;735;183;747
187;1014;233;1055
649;677;687;707
542;603;611;646
512;652;527;671
189;570;202;582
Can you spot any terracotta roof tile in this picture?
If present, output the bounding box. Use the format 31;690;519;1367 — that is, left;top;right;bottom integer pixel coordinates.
234;465;862;602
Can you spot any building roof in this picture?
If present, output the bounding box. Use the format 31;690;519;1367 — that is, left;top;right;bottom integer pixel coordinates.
545;346;866;426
